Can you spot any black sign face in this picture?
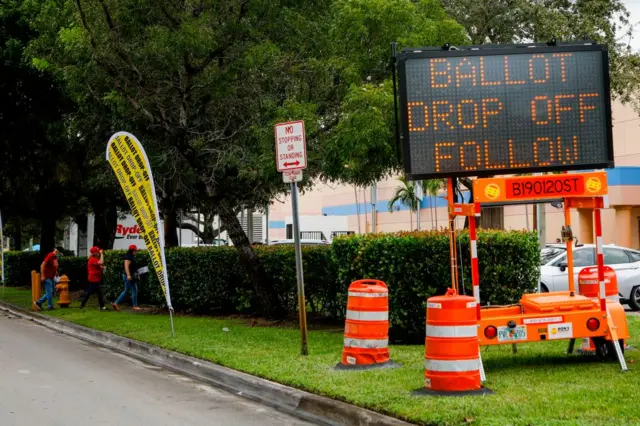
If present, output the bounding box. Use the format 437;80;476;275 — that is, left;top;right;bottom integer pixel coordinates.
398;45;614;179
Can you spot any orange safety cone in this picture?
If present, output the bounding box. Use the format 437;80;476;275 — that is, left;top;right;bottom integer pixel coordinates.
420;288;491;396
577;337;596;354
337;279;398;370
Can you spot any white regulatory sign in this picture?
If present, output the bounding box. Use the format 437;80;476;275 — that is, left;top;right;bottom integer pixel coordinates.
275;120;307;172
283;169;303;183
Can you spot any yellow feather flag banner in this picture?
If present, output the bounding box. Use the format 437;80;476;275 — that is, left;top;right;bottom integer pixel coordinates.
106;132;174;335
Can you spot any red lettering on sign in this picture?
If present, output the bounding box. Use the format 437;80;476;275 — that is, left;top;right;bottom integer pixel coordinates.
506;176;584;199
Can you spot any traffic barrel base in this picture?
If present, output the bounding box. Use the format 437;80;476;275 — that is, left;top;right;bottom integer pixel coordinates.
413;387;493;397
334;359;401;371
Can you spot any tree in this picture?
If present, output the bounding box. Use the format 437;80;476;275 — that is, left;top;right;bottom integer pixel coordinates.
423;179;445;229
440;0;640;112
388;176;420;229
23;0;466;316
0;0;81;254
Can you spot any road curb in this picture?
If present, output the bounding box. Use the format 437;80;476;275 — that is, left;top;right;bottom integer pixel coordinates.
0;302;413;426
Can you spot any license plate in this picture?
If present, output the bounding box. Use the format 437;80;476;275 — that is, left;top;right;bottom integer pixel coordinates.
497;325;527;342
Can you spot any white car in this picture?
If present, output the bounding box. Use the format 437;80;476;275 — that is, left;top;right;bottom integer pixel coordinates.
268;239;330;246
540;243;640;310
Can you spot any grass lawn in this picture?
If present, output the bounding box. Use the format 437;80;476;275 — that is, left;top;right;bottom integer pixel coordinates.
2;286;639;426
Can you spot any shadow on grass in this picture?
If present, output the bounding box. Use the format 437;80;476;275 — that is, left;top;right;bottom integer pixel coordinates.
482;352;613;372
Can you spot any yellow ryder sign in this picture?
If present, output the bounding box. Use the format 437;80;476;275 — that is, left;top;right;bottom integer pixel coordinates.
106;132;174;331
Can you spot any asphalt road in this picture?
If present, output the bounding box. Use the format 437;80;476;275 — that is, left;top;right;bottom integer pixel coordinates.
0;313;314;426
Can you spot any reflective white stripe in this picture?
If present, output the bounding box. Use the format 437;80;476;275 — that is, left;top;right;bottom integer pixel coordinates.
473;286;480;303
344;338;388;349
426;325;477;338
348;292;388;298
471;240;478;259
596;237;603;254
600;281;606;299
425;358;480;372
346;310;388;321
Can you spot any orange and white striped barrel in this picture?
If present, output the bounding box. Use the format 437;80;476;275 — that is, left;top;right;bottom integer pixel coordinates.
425;289;480;392
341;279;390;366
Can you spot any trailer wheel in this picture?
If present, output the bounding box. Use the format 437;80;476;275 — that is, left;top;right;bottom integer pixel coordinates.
593;337;624;361
628;286;640;311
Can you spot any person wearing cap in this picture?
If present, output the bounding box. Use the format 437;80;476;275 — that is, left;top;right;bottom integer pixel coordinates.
80;246;106;310
112;244;140;311
34;246;63;311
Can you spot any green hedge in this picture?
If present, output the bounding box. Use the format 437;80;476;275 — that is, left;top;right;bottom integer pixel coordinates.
3;251;90;291
3;230;538;341
332;230;539;341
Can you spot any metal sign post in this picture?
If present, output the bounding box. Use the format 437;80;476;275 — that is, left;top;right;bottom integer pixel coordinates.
290;181;309;355
275;120;309;356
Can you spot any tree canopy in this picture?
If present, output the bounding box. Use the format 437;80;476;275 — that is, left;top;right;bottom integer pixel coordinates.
0;0;637;314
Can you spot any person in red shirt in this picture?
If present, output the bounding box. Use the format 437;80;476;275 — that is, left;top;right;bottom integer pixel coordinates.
34;247;62;311
80;246;106;310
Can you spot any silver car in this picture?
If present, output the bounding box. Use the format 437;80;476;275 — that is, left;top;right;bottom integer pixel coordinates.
540;243;640;311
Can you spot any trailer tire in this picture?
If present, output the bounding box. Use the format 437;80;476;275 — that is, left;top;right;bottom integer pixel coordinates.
593;337;624;361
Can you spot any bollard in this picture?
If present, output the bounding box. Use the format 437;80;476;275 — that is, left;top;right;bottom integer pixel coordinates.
337;279;397;369
423;288;489;395
31;271;41;311
56;275;71;308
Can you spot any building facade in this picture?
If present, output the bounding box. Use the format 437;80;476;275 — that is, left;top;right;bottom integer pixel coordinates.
268;101;640;248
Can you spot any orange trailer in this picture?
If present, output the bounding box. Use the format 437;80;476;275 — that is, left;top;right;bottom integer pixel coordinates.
446;172;629;374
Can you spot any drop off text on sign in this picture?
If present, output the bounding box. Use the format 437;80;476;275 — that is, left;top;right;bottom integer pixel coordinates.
400;48;611;177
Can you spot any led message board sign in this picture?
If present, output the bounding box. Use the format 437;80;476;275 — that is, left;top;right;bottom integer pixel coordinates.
398;45;614;179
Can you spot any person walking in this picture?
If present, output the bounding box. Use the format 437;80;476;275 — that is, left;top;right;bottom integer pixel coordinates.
112;245;140;311
80;246;106;310
34;247;63;311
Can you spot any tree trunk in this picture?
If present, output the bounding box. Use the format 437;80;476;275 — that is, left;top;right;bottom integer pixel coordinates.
164;209;179;247
11;217;22;250
39;215;57;256
93;204;118;249
218;201;284;319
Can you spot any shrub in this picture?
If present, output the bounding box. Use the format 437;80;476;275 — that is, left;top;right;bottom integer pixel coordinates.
3;230;538;340
3;251;89;291
331;230;539;341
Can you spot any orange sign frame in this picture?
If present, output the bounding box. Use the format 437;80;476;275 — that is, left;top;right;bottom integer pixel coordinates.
473;172;608;203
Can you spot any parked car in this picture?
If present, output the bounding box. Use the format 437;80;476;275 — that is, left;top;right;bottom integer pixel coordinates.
540;243;640;310
268;239;329;246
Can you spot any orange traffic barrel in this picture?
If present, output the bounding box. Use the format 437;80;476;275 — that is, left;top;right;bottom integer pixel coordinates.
578;266;618;299
425;289;483;394
340;279;391;368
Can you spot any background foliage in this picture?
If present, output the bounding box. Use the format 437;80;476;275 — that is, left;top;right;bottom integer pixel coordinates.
4;230;538;341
